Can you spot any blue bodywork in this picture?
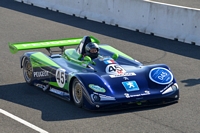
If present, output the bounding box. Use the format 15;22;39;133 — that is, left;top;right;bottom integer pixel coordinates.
21;44;179;111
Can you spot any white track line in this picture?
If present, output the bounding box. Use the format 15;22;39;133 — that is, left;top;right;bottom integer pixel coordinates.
144;0;200;10
0;109;49;133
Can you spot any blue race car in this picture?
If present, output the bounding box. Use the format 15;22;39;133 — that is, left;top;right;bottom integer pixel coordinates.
9;36;179;110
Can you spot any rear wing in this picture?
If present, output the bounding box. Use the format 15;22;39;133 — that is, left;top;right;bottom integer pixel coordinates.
9;36;100;54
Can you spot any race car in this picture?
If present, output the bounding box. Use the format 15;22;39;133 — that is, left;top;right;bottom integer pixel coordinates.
9;36;179;110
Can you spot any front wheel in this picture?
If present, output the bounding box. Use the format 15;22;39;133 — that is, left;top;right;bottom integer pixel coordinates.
72;79;83;107
23;58;34;85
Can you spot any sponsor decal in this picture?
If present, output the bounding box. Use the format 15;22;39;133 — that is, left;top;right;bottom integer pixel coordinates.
34;70;48;77
149;67;173;85
104;59;115;64
34;83;49;91
49;87;69;96
124;91;150;98
35;83;45;89
124;93;131;98
105;64;126;75
123;77;129;80
144;90;150;95
109;72;136;78
122;81;140;92
89;84;106;93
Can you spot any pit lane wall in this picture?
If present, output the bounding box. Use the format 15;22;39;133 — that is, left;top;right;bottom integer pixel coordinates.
15;0;200;46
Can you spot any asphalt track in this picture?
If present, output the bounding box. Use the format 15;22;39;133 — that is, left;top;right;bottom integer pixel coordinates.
0;0;200;133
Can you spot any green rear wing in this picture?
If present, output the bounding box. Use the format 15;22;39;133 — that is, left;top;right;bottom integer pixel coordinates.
9;36;100;54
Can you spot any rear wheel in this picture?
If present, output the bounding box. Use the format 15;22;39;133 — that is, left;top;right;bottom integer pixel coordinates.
23;58;33;85
72;79;83;107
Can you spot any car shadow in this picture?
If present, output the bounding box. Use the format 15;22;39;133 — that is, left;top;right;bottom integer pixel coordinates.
0;83;176;121
1;0;200;60
181;78;200;87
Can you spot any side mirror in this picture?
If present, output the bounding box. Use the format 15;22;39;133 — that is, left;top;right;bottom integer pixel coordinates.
83;56;92;62
112;53;119;60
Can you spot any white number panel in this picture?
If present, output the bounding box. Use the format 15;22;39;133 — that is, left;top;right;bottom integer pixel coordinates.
105;64;126;75
56;68;66;88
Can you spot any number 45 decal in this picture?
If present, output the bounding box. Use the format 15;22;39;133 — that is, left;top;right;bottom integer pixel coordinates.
56;68;66;88
105;64;126;75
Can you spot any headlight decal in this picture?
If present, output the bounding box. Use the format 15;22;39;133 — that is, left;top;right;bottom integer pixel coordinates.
162;83;178;94
162;87;173;94
91;93;115;102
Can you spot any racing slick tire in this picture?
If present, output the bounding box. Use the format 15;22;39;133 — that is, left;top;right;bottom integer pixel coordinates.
72;79;83;108
23;58;34;85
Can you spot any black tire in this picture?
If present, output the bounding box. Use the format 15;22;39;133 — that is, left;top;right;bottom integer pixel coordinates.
72;79;83;107
23;58;34;85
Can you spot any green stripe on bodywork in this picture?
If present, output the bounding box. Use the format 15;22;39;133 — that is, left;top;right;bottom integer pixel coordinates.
49;82;59;87
30;52;60;68
9;36;100;54
99;45;133;60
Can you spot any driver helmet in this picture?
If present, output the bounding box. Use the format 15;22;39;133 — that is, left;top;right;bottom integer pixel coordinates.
85;42;99;59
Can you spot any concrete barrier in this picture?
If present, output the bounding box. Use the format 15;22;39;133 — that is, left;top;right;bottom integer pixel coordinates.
15;0;200;46
145;1;200;45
